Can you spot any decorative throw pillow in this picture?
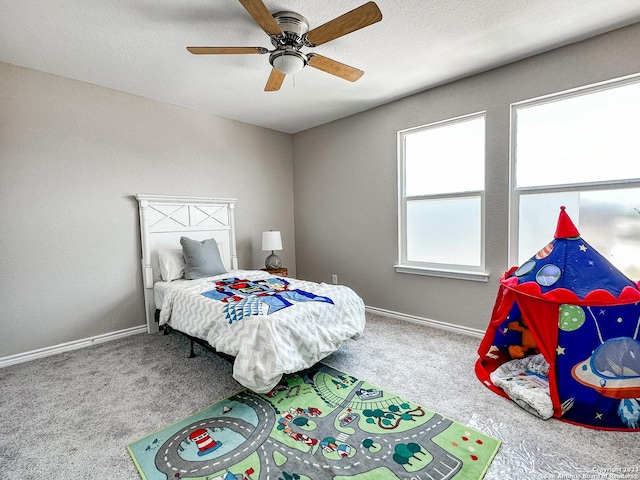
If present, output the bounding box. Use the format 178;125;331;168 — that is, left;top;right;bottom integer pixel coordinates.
180;237;227;279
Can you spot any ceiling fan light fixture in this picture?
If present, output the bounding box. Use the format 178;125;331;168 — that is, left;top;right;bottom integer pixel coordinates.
269;50;307;74
187;1;382;92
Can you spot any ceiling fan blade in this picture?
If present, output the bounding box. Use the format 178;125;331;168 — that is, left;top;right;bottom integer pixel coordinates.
187;47;268;55
265;68;285;92
238;0;283;36
306;1;382;47
307;54;364;82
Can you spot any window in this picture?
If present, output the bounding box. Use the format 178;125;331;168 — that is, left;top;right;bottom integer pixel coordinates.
512;75;640;279
397;112;487;281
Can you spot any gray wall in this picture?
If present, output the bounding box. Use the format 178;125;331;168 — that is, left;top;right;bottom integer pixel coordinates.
0;62;295;357
292;23;640;331
3;22;640;359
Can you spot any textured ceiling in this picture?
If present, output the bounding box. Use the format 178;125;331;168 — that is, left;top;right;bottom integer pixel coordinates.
2;0;640;133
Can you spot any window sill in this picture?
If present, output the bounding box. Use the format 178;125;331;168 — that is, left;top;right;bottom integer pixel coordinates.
394;264;490;282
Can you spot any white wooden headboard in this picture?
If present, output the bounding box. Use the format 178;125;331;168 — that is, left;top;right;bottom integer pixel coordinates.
135;194;238;333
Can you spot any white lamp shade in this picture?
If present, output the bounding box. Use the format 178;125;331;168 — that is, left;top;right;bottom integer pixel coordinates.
262;231;283;251
270;51;306;74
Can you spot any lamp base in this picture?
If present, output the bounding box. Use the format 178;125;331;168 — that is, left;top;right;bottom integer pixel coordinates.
265;252;282;269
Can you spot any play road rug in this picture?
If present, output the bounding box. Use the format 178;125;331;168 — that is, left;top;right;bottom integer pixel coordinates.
127;364;500;480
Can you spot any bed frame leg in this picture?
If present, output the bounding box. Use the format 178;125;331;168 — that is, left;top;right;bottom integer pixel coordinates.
155;310;169;335
189;339;196;358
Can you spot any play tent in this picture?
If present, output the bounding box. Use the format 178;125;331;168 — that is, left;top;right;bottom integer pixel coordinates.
476;207;640;430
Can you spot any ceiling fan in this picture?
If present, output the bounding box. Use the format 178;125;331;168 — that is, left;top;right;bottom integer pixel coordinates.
187;0;382;92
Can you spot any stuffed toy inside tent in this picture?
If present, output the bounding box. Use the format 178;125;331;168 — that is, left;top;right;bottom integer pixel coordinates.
475;206;640;431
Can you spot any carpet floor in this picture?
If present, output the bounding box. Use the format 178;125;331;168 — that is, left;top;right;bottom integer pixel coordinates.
1;313;639;479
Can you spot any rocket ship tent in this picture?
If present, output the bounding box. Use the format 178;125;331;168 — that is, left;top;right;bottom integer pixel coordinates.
475;207;640;430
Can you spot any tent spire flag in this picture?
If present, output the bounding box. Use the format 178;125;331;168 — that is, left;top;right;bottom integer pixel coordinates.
554;205;580;239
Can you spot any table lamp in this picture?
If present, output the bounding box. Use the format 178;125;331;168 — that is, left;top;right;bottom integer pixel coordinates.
262;230;283;269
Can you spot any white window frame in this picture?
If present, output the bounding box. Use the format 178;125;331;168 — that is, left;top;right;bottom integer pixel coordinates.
396;111;489;282
509;73;640;267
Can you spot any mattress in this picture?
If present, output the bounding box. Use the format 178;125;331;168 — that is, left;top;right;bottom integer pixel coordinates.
154;279;191;308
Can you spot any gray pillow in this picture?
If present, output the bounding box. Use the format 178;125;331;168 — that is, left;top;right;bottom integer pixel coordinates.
180;237;227;279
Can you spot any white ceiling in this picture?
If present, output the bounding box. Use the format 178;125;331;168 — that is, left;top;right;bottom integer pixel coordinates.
2;1;640;134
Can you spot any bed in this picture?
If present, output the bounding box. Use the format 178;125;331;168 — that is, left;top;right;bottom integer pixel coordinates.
135;194;366;393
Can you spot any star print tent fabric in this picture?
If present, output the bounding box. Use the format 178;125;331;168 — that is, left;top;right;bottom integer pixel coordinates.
475;207;640;430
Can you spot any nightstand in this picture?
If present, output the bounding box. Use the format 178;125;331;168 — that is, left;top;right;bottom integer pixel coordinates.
261;267;288;277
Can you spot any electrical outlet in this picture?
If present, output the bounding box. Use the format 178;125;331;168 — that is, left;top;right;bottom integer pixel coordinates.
332;274;338;284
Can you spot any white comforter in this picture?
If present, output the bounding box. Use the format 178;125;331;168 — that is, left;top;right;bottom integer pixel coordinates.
158;270;365;393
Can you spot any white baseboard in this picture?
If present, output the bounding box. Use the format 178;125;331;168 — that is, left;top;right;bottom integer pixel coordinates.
0;325;147;369
1;310;482;368
365;306;484;338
